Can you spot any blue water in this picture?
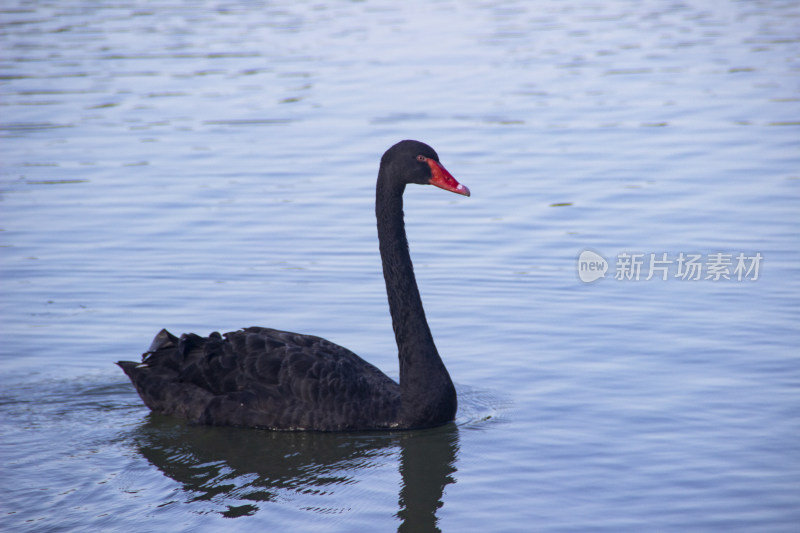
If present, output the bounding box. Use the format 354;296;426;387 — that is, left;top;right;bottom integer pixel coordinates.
2;1;799;531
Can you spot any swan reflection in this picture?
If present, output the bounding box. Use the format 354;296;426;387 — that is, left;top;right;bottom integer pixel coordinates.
130;415;459;529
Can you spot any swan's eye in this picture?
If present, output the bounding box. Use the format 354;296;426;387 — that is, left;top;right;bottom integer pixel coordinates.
416;155;426;162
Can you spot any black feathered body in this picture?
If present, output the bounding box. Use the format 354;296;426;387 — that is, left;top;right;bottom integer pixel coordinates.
118;327;401;431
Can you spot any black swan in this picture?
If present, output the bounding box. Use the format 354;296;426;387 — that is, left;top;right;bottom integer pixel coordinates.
117;140;470;431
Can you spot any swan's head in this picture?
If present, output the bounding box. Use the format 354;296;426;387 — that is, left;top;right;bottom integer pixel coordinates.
381;140;471;197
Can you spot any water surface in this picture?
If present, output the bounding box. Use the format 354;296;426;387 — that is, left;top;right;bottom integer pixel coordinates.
1;1;799;531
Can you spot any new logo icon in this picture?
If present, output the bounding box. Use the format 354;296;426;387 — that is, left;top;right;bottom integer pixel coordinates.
577;250;608;283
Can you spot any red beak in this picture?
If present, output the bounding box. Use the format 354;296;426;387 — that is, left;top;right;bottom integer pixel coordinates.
427;159;470;197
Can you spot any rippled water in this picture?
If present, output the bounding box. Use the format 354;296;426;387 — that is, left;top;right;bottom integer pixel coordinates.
2;1;799;531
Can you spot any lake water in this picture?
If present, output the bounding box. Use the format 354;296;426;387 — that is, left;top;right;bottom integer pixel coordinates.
1;0;799;531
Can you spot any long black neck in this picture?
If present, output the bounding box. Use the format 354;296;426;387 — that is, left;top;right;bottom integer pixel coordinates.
376;173;457;427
